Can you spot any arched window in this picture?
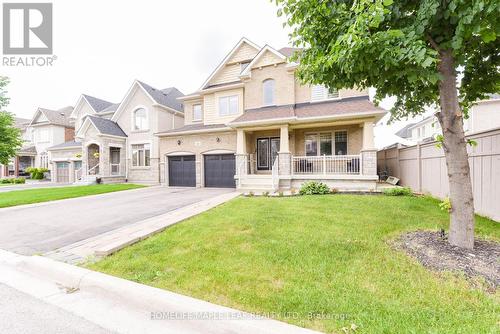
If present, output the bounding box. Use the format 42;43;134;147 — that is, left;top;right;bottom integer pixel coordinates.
133;108;148;130
262;79;275;106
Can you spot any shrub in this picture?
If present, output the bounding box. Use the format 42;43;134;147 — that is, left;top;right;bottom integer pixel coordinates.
382;187;413;196
439;197;452;212
14;177;25;184
262;191;269;197
26;167;48;180
299;181;331;195
1;178;11;184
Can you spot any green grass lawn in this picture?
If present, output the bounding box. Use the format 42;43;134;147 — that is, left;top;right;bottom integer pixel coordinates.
0;184;145;208
89;195;499;334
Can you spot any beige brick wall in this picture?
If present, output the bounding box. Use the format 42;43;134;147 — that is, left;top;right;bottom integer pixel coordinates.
183;99;204;125
159;131;237;186
244;63;295;110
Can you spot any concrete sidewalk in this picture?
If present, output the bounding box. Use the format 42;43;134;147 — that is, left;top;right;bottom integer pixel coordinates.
0;250;321;334
45;191;240;263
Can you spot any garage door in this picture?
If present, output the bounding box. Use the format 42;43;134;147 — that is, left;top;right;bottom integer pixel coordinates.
168;155;196;187
56;162;69;183
204;154;236;188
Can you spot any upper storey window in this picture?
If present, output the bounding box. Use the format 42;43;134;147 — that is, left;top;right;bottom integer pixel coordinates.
311;84;339;102
133;108;148;131
219;95;239;116
262;79;275;106
192;104;202;121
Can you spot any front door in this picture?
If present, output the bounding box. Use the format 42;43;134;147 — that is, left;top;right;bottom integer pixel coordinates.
257;137;280;171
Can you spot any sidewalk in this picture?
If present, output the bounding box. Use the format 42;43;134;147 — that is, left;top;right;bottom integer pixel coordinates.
45;191;240;264
0;249;321;334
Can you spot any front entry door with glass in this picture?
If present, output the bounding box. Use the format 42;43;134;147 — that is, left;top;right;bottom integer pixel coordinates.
256;137;280;171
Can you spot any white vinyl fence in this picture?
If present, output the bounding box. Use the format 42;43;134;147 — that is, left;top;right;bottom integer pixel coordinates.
378;127;500;221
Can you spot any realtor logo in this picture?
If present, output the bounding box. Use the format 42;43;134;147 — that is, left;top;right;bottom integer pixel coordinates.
3;3;53;54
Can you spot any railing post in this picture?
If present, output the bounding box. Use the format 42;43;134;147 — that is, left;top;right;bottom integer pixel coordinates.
322;154;326;175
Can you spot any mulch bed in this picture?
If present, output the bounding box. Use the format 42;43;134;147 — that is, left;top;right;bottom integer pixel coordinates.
394;231;500;291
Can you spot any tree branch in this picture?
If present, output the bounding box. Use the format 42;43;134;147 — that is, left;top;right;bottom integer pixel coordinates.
426;34;441;52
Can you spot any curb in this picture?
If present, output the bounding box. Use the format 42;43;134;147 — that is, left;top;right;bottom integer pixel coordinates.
0;249;322;334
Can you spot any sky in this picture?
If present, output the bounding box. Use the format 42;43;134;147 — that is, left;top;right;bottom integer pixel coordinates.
1;0;427;148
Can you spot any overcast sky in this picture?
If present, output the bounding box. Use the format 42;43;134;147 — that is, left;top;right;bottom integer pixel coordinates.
1;0;425;148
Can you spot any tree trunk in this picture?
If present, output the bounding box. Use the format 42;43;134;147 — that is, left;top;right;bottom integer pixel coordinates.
436;50;475;249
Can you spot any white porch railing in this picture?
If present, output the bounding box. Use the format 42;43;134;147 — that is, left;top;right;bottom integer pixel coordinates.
88;163;99;176
271;156;279;191
75;168;83;181
292;155;361;175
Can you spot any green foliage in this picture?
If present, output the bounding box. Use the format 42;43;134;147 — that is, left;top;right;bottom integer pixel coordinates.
0;77;23;165
439;197;452;212
299;181;331;195
0;177;26;184
25;167;48;180
382;186;413;196
274;0;500;120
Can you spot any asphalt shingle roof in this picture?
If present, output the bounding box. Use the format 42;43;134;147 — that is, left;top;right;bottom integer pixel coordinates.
36;106;74;127
83;95;115;113
157;123;228;135
395;123;415;139
137;81;184;112
47;140;81;150
87;115;127;137
230;96;385;124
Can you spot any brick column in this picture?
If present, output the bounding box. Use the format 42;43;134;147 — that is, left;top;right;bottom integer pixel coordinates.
361;150;377;176
235;129;248;178
278;125;291;176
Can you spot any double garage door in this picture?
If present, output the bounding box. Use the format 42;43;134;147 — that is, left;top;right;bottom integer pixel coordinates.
168;154;235;188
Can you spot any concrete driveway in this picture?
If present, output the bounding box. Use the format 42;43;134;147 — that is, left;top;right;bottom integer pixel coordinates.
0;187;234;255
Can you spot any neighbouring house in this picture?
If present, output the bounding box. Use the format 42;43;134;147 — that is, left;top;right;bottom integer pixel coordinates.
395;94;500;144
47;81;184;184
157;38;387;191
0;107;74;179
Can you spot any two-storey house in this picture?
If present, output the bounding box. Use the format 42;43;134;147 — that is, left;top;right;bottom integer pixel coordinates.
158;38;386;191
48;80;184;184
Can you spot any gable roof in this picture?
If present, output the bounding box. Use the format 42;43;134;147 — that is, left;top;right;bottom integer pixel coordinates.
13;117;30;130
199;37;261;90
137;81;184;111
395;123;415;139
82;95;114;113
278;47;302;58
88;115;127;137
47;140;81;151
240;45;287;76
30;106;74;127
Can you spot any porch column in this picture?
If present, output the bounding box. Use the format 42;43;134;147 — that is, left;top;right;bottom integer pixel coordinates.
278;124;291;177
14;156;19;177
361;121;377;176
235;129;247;177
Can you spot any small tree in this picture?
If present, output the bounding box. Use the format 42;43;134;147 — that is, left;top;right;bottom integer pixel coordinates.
0;77;22;166
275;0;499;249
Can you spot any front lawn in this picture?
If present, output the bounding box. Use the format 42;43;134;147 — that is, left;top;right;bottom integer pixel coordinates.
89;195;499;334
0;184;145;208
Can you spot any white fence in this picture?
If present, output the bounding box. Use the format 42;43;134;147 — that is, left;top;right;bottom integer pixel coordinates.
292;155;361;175
378;127;500;221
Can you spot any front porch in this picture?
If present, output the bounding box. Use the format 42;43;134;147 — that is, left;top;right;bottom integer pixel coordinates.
77;141;126;184
234;120;378;191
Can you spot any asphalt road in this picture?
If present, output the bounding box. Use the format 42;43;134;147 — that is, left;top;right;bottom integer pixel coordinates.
0;186;233;255
0;283;113;334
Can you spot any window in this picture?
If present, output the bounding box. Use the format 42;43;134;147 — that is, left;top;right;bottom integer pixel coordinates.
133;108;148;131
262;79;275;106
311;84;339;102
192;104;202;121
40;152;48;168
305;131;347;156
334;131;347;155
131;144;151;167
218;95;239;116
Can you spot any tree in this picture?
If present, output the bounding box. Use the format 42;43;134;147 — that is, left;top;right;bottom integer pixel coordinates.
274;0;499;249
0;77;22;166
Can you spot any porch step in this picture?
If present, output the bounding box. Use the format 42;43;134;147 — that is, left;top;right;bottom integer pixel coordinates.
74;175;97;185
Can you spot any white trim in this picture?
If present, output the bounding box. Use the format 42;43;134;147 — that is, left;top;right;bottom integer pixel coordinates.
108;143;124;148
192;103;203;122
131;105;149;132
199;37;260;90
47;145;81;151
165;151;196;156
97;134;127;140
202;149;235;155
240;44;287;77
85;141;100;148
